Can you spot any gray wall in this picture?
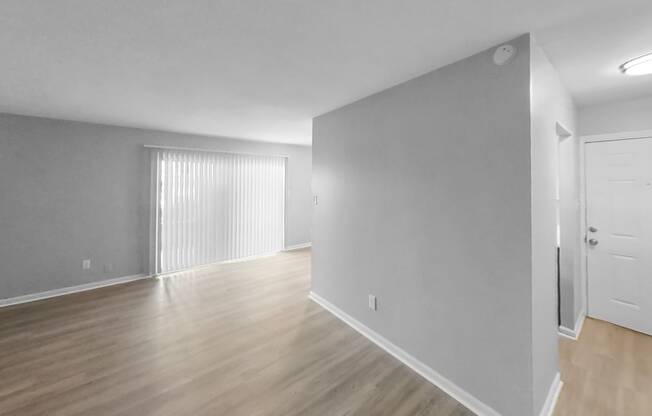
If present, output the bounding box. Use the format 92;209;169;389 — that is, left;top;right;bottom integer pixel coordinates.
579;95;652;136
313;35;539;416
0;113;312;299
530;40;577;415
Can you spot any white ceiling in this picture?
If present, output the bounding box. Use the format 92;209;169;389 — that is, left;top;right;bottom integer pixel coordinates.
1;0;651;145
536;2;652;108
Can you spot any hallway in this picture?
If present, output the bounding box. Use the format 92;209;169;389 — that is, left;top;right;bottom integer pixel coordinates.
556;317;652;415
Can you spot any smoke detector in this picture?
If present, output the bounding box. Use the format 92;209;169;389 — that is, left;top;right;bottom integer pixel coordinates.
493;44;517;66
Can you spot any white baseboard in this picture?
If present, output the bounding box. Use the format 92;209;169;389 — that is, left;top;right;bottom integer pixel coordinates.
558;312;586;340
0;274;151;308
309;291;501;416
538;373;563;416
284;242;312;251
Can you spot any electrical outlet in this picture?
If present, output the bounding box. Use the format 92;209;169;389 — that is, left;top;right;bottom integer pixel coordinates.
368;294;377;311
82;259;91;270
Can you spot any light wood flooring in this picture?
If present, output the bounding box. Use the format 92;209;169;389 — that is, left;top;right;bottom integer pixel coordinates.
0;249;472;416
556;317;652;416
3;248;652;416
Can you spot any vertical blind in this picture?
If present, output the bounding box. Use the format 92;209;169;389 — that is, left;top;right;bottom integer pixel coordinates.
155;148;286;273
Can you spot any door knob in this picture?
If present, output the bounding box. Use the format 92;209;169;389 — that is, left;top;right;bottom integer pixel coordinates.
588;238;599;246
589;226;598;232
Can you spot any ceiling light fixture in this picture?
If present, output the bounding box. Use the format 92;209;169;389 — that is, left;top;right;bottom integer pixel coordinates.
620;53;652;76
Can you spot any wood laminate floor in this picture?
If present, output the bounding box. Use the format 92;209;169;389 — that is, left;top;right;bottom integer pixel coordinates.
0;249;473;416
3;248;651;416
556;317;652;416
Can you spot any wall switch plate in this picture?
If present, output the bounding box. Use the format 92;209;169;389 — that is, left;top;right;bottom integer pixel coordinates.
368;294;377;311
82;259;91;270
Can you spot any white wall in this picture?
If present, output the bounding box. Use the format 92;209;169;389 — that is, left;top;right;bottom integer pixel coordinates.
530;40;578;415
0;113;312;300
579;95;652;136
313;35;546;416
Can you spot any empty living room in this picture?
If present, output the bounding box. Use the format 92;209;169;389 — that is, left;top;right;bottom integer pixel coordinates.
2;1;652;415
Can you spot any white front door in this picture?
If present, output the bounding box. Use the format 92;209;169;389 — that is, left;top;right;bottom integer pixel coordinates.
586;138;652;335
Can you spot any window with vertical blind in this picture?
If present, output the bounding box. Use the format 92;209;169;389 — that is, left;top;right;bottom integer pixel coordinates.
153;148;286;274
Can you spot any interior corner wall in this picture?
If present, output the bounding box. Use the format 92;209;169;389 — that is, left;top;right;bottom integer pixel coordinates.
579;95;652;136
0;113;313;300
312;35;534;416
530;40;577;415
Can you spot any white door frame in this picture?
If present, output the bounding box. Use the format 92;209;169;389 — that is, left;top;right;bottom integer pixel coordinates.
580;129;652;321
